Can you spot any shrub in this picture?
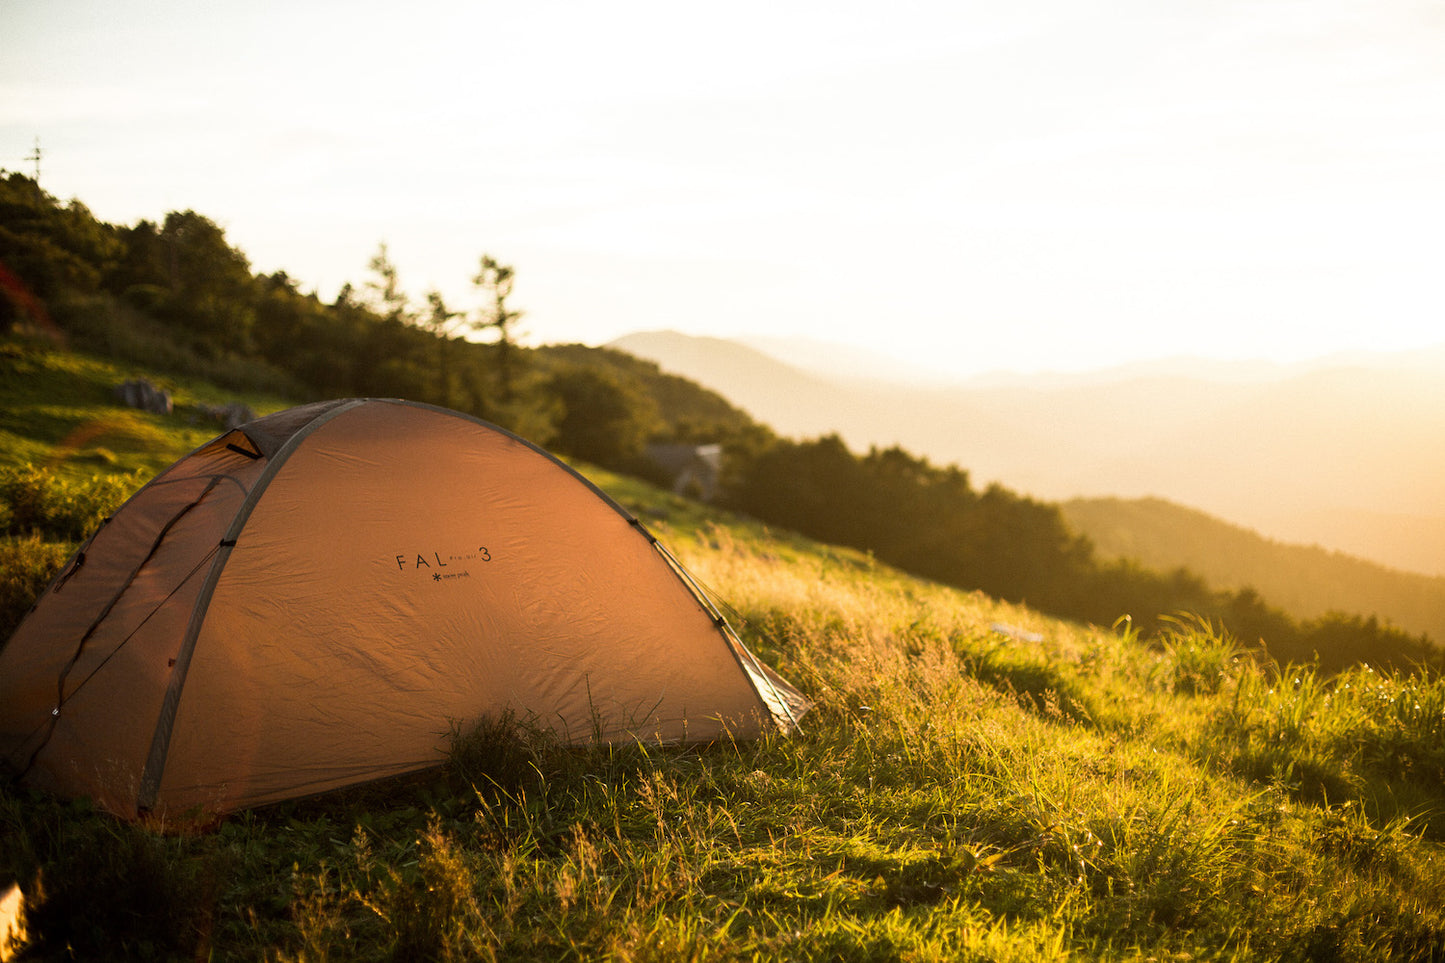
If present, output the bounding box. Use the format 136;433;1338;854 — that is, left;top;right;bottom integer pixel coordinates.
0;534;70;638
0;464;134;542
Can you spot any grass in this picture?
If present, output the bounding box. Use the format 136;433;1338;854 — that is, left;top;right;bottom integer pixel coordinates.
0;337;294;482
3;341;1445;960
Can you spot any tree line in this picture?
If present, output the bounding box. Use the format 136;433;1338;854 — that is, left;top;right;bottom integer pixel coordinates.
0;171;743;459
726;435;1438;670
1;170;1436;670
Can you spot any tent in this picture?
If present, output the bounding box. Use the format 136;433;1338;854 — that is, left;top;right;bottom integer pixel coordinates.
0;399;805;820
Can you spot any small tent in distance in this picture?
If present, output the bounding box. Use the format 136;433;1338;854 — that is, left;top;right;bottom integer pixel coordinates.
0;399;806;820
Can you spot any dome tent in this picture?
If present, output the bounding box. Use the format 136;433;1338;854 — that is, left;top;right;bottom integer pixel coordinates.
0;399;805;820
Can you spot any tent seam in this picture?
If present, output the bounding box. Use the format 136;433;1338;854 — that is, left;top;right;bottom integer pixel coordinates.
12;476;227;780
134;400;370;813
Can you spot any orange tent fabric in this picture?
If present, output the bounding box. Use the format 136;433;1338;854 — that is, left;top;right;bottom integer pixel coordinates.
0;400;805;820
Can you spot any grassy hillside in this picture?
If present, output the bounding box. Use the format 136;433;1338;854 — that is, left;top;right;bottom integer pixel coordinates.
1063;496;1445;645
3;352;1445;960
0;340;295;479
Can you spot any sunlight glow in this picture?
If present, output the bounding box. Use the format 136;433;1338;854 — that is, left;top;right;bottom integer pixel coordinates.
4;0;1445;377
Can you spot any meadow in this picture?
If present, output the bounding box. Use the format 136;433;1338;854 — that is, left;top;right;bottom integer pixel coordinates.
2;348;1444;961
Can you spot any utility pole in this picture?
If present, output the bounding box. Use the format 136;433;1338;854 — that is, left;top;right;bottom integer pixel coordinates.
24;138;42;185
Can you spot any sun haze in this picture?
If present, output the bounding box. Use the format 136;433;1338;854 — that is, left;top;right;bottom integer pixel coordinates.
4;0;1445;377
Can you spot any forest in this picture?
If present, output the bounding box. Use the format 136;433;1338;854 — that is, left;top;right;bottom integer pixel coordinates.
1;169;1437;672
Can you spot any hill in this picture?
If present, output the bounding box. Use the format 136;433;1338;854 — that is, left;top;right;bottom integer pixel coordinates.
607;330;858;430
1;171;1436;668
5;175;1445;957
4;390;1445;959
7;333;1437;681
1;281;1443;957
609;330;1445;578
1062;496;1445;645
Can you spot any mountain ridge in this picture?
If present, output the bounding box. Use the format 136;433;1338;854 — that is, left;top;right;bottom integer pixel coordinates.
1061;495;1445;644
725;331;1445;389
607;329;1445;579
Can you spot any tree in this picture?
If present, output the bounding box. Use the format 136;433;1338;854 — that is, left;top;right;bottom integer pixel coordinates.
363;243;411;324
0;173;121;331
546;365;660;468
471;254;524;401
421;288;464;408
152;210;256;353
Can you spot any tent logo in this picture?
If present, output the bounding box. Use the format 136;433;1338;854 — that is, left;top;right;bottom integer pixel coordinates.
394;547;493;577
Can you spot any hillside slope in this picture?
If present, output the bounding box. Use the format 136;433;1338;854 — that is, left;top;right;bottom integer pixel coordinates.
6;438;1445;960
1062;496;1445;644
4;339;1445;959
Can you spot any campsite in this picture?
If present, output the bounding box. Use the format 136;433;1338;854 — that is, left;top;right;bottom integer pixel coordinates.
13;0;1445;949
1;341;1444;961
2;173;1444;959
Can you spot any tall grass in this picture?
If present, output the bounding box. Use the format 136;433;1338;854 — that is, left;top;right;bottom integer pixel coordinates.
0;534;71;639
3;470;1444;960
1208;659;1445;822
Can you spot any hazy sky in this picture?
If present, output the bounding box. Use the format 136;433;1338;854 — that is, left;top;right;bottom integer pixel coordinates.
5;0;1445;376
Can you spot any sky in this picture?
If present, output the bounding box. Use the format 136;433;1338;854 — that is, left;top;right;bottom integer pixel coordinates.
4;0;1445;378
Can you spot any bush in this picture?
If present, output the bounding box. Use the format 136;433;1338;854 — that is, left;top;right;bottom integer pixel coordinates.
0;534;71;638
0;464;134;542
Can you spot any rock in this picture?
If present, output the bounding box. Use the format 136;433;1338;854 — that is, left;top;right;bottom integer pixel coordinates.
113;378;173;415
193;402;256;430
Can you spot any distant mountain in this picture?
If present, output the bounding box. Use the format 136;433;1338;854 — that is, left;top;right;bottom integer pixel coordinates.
608;330;1445;578
1061;497;1445;644
1258;507;1445;583
607;331;871;437
735;334;1445;391
733;334;957;385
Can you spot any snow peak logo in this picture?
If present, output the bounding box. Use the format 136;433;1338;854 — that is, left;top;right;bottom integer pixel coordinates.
393;547;492;583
